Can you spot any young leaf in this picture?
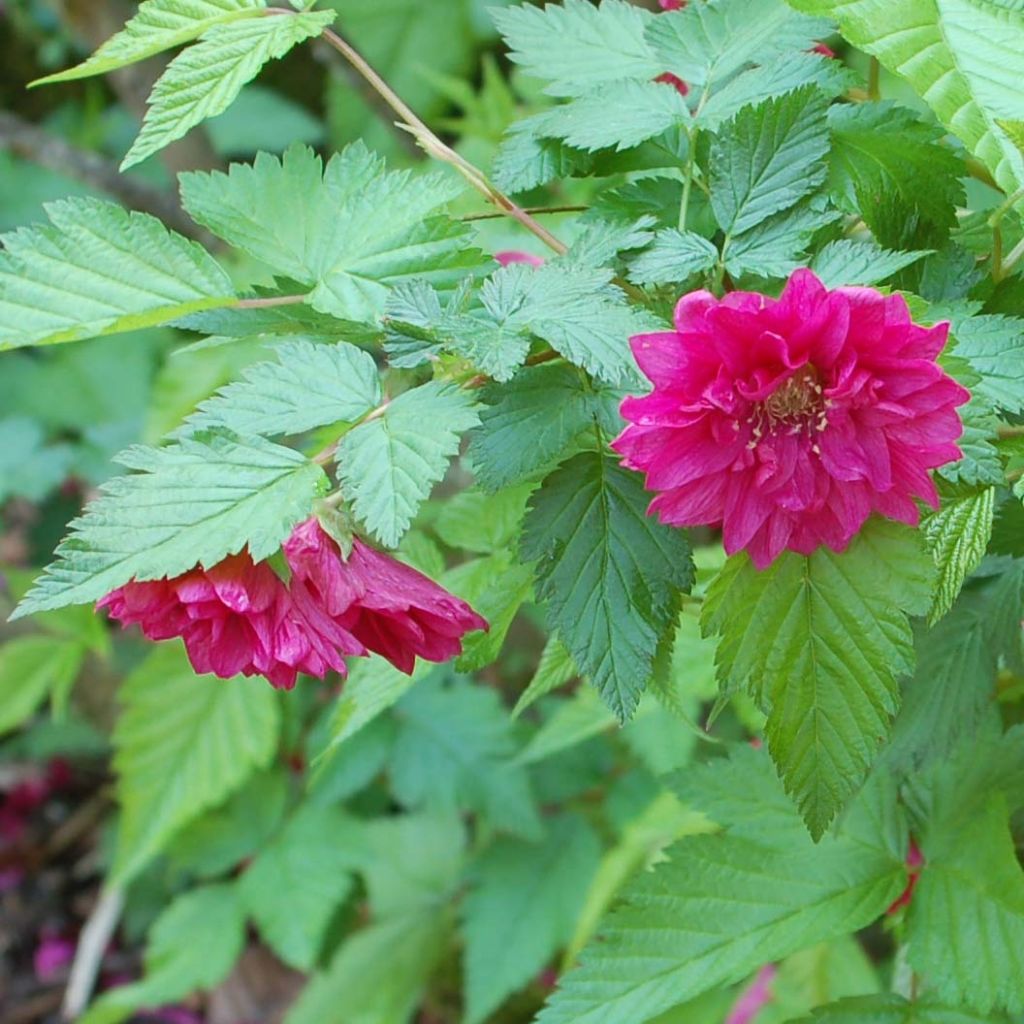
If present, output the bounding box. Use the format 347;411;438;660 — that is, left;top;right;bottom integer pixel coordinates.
122;11;335;169
0;198;235;351
811;240;931;287
110;644;280;883
33;0;268;84
710;87;831;238
468;363;625;493
921;486;996;624
702;518;935;838
14;431;327;617
337;381;480;548
462;815;602;1024
536;754;907;1024
80;884;246;1024
181;143;476;323
628;229;719;286
239;804;355;971
522;451;694;721
182;340;381;438
494;0;659;98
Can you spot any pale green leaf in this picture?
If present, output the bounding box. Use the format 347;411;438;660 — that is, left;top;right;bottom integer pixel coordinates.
922;486;996;624
811;240;932;287
182;340;381;438
711;87;831;237
0;636;84;734
432;486;532;555
492;126;593;194
110;643;280;882
522;451;694;721
724;200;839;279
0;198;235;351
512;635;578;717
702;518;935;837
951;314;1024;414
14;431;327;617
515;687;618;766
34;0;267;84
628;229;719;286
337;381;480;547
463;815;602;1024
122;11;335;169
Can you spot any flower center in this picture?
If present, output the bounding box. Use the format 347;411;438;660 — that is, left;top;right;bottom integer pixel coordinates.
763;366;822;424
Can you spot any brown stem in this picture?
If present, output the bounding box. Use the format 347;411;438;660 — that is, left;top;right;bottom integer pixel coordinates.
236;294;309;309
867;56;881;101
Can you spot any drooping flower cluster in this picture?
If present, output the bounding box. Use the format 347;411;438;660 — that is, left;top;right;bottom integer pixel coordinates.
613;269;970;569
99;520;487;688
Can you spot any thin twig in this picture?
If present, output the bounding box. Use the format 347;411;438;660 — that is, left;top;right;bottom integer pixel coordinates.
460;205;588;222
62;885;125;1021
236;294;309;309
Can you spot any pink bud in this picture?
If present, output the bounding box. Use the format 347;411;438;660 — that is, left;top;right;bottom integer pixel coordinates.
654;72;690;96
495;250;544;268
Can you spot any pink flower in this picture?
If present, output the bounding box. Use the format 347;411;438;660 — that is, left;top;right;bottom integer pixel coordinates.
34;931;76;982
613;269;969;569
726;965;777;1024
655;71;689;96
659;0;686;9
283;519;488;674
495;250;544;268
813;41;836;58
887;840;925;914
98;552;362;690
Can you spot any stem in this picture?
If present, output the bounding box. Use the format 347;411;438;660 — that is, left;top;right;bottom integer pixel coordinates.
966;157;1000;192
1000;236;1024;280
460;204;588;222
318;27;568;256
236;294;308;309
62;886;124;1020
867;57;881;100
678;140;697;232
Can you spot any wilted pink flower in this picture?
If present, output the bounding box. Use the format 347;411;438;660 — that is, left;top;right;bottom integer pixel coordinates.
283;519;488;674
726;965;777;1024
98;553;362;690
655;71;689;96
495;250;544;268
613;269;969;568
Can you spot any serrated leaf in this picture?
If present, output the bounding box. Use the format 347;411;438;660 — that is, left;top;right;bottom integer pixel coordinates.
950;314;1024;414
110;643;280;883
535;754;906;1024
794;995;999;1023
711;87;831;238
463;814;602;1024
495;0;659;98
0;198;235;351
628;229;719;285
122;11;334;169
492;125;594;194
513;635;578;717
337;381;480;547
468;363;625;492
34;0;267;84
529;79;691;153
811;240;932;287
14;431;327;617
522;451;694;721
937;394;1003;488
80;884;246;1024
922;486;996;624
702;519;935;837
560;217;657;270
788;0;1024;205
724;200;839;279
182;340;381;438
240;804;355;971
0;636;84;734
181;144;477;323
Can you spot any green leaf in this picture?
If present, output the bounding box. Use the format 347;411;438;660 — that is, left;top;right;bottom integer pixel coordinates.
724;200;839;279
110;643;280;882
951;314;1024;414
182;340;381;438
337;381;480;547
0;418;74;503
515;687;618;766
827;102;965;248
793;995;1000;1023
788;0;1024;204
0;198;235;351
710;87;831;238
389;675;540;838
702;518;935;838
628;229;719;286
528;79;691;153
82;885;246;1024
513;635;578;717
14;431;327;617
240;804;355;971
0;636;84;734
922;486;996;624
522;451;695;721
181;143;477;323
811;240;932;287
462;814;602;1024
122;11;334;169
494;0;659;98
492;126;594;194
468;363;624;492
34;0;268;84
432;485;532;555
937;394;1003;488
535;753;907;1024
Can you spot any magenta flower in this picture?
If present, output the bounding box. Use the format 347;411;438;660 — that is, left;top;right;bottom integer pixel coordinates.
98;552;361;690
613;269;970;569
655;71;689;96
659;0;686;9
726;965;777;1024
283;519;488;674
495;250;544;268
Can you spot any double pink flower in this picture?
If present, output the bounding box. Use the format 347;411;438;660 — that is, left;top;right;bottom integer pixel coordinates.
99;520;487;689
